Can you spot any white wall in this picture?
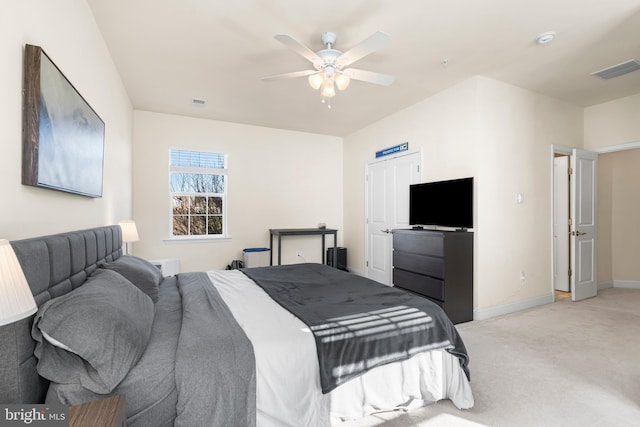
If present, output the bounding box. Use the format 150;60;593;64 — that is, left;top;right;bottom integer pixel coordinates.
132;111;343;272
343;76;584;314
0;0;133;239
584;94;640;287
343;78;481;277
474;77;583;310
597;149;640;286
584;93;640;149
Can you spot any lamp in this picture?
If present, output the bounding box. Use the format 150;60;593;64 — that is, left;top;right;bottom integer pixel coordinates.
321;78;336;98
308;65;351;107
118;220;139;255
335;73;350;90
0;239;37;326
308;73;324;90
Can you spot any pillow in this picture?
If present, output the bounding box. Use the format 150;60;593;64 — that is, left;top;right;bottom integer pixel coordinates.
100;255;162;303
31;269;155;394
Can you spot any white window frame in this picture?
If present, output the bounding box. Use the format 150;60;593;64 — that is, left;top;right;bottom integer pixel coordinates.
168;148;229;240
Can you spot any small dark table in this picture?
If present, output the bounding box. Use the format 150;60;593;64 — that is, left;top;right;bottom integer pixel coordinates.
269;228;338;266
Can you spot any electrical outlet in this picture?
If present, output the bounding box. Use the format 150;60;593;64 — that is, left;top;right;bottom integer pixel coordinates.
296;251;301;257
520;271;526;283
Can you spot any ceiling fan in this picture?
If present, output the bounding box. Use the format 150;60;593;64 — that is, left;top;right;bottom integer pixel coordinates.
261;31;395;105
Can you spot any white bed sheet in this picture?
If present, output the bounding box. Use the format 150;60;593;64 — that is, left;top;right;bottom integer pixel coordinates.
208;270;473;427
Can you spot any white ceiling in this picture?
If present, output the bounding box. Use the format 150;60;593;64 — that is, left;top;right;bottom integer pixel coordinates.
87;0;640;137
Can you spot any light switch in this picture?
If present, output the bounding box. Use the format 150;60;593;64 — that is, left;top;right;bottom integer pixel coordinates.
515;193;524;204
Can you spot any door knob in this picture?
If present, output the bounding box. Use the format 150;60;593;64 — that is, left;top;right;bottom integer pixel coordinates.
382;229;394;234
570;230;587;236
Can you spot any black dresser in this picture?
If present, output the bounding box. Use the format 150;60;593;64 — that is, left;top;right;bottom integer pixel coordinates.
392;229;473;324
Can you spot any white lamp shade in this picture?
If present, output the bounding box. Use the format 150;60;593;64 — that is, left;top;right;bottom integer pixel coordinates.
0;239;37;326
335;73;350;90
308;73;324;90
118;220;140;243
321;79;336;98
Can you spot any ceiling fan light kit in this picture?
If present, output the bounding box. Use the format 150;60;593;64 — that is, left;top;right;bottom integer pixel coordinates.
308;68;351;99
335;73;350;90
262;30;395;107
308;73;324;90
321;78;336;98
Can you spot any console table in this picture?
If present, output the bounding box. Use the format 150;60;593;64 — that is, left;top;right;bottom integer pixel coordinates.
269;228;338;266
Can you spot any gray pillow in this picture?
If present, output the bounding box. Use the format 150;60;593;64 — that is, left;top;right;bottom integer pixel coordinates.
100;255;162;303
32;269;155;394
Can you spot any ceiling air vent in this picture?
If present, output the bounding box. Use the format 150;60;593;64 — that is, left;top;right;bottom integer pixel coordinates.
591;59;640;80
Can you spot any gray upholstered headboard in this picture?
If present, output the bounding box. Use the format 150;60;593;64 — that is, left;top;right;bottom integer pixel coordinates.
0;226;122;404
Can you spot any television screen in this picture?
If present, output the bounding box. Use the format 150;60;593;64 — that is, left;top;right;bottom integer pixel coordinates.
409;177;473;229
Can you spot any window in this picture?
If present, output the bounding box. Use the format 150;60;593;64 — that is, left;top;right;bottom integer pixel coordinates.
169;149;227;238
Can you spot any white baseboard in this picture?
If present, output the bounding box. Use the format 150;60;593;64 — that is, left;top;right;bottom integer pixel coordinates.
599;280;640;290
598;281;613;290
613;280;640;289
473;282;639;322
473;293;554;321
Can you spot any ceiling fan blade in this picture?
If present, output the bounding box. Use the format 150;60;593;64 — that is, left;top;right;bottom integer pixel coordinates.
261;69;317;82
336;31;392;67
274;34;324;68
342;68;396;86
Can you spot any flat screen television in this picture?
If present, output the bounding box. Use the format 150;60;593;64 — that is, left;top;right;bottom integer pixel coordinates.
409;177;473;229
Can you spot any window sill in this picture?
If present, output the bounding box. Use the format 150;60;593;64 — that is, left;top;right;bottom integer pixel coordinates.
163;235;232;243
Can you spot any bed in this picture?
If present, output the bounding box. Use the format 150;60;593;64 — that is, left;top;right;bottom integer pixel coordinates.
0;226;473;426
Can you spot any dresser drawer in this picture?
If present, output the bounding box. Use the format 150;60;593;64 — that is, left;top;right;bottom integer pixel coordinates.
393;268;444;301
393;251;444;279
393;231;444;257
424;296;443;308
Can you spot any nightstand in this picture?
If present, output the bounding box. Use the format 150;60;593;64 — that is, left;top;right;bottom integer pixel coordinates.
69;395;126;427
149;258;180;277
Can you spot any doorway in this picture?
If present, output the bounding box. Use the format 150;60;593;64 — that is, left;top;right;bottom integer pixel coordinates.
551;146;599;302
553;154;570;298
365;151;421;285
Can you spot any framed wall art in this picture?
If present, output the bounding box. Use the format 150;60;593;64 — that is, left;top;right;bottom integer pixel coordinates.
22;44;105;198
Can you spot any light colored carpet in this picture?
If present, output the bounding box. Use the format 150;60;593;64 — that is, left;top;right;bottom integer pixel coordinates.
341;288;640;427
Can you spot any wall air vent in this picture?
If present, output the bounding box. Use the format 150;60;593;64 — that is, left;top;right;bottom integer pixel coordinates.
191;98;207;107
591;59;640;80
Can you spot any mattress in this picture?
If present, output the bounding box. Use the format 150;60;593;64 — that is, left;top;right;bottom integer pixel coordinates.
208;269;473;426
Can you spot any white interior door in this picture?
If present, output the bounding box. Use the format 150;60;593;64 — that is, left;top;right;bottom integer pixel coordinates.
366;152;421;285
553;156;570;292
570;149;598;301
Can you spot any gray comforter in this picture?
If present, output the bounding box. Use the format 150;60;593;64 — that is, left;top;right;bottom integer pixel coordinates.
243;263;470;393
46;273;255;427
174;272;256;427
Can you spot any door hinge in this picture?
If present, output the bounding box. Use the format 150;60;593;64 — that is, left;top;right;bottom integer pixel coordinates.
568;167;573;175
568;218;572;227
568;269;572;277
366;260;369;267
417;165;420;173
